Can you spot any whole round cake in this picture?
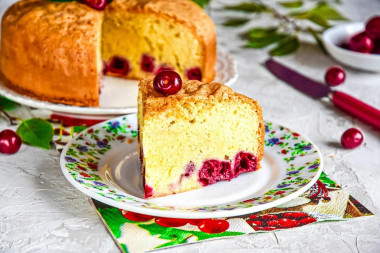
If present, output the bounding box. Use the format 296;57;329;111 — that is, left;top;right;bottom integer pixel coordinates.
0;0;216;106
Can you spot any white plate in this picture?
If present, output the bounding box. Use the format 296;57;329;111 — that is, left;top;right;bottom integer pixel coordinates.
60;114;323;218
0;50;238;115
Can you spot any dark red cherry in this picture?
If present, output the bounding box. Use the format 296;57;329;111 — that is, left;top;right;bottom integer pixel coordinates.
120;210;153;222
365;16;380;39
349;32;374;53
186;67;202;81
325;66;346;86
277;218;299;228
299;217;317;224
155;65;174;75
83;0;107;10
108;56;131;76
198;219;229;234
260;214;278;221
153;71;182;95
0;129;21;154
155;218;188;227
371;39;380;54
341;128;364;149
141;54;155;73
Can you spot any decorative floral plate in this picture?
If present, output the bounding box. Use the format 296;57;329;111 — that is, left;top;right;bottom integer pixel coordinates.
0;50;237;115
60;114;323;218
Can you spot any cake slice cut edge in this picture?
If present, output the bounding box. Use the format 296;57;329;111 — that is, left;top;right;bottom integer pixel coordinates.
138;76;265;198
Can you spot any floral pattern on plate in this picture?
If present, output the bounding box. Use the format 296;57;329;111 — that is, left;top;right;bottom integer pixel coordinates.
60;114;322;218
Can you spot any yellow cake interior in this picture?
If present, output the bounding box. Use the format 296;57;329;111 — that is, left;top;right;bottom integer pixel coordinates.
138;78;264;198
102;12;203;80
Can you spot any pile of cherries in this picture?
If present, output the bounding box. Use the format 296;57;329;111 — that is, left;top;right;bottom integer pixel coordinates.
120;209;230;234
341;16;380;54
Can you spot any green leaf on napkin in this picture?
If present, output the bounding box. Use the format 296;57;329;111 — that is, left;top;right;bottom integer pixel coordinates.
17;118;53;150
223;18;250;27
0;96;17;111
225;2;268;12
278;1;303;8
270;35;300;56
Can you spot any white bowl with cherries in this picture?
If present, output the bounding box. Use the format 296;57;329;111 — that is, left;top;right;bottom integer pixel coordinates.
322;16;380;72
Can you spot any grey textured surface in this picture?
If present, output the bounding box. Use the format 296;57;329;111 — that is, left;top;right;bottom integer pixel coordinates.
1;0;380;252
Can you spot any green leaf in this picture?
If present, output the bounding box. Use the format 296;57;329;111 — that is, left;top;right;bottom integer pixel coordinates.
223;18;250;27
73;126;87;133
308;27;327;54
310;2;348;20
278;1;303;8
307;13;330;28
192;0;211;8
225;2;267;12
270;35;300;56
247;34;287;48
17;118;53;150
247;27;278;39
0;96;17;111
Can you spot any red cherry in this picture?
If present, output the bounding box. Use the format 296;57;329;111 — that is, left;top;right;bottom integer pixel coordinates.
187;219;204;226
267;220;279;227
282;212;308;219
365;16;380;39
108;56;131;76
371;39;380;54
120;210;153;222
83;0;107;10
198;219;229;234
249;214;258;220
155;217;188;227
251;220;263;226
186;67;202;81
325;66;346;87
278;218;299;228
153;71;182;95
341;128;364;149
349;32;374;53
0;129;21;154
260;214;278;221
141;54;155;73
299;217;317;225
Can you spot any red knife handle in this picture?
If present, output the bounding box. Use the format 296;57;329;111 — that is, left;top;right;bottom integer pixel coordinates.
331;91;380;129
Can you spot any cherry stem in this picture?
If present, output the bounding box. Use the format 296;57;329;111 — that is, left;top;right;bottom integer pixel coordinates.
0;107;18;126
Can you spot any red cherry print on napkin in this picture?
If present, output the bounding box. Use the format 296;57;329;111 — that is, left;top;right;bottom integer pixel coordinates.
187;219;204;226
278;218;300;228
267;220;279;227
254;226;277;231
282;212;308;219
251;220;264;226
120;210;153;222
299;217;317;225
260;214;278;221
155;218;188;227
198;219;229;234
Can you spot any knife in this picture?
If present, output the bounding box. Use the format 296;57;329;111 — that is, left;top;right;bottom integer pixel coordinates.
265;58;380;130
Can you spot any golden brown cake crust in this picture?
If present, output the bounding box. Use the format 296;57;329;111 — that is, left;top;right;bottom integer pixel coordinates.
1;0;103;106
107;0;216;82
139;76;265;162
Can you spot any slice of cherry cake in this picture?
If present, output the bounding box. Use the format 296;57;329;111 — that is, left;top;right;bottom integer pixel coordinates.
138;71;265;198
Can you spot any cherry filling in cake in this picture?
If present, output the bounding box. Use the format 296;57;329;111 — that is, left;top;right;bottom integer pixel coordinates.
186;67;202;81
138;73;264;198
141;54;155;73
107;56;130;76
